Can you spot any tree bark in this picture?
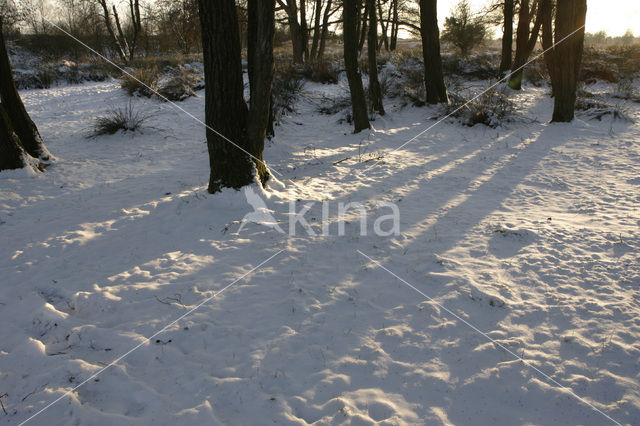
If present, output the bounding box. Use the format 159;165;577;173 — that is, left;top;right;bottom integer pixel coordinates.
549;0;586;122
367;0;384;115
247;0;276;182
198;0;253;192
0;104;28;171
343;0;370;133
499;0;514;75
0;19;50;162
419;0;448;104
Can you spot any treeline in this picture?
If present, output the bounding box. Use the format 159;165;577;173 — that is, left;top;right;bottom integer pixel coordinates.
0;0;591;193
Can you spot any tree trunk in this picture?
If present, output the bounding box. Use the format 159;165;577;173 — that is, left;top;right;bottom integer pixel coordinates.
198;0;253;192
367;0;384;115
419;0;448;104
0;104;28;171
246;0;276;182
0;20;50;162
357;0;368;54
310;0;322;59
509;0;543;90
300;0;309;61
499;0;514;75
343;0;370;133
377;0;389;52
317;0;332;60
389;0;398;50
550;0;586;122
539;0;554;94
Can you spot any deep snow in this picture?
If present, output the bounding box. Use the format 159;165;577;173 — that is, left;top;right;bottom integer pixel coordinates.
1;78;639;425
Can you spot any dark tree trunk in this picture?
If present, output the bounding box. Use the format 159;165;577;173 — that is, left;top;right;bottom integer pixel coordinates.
549;0;586;122
0;20;50;163
317;0;332;59
389;0;398;50
377;0;389;52
357;0;368;54
509;0;543;89
367;0;384;115
247;0;276;181
343;0;370;133
0;104;27;171
279;1;305;63
499;0;514;75
539;0;554;94
300;0;310;61
198;0;272;192
419;0;448;104
310;0;323;59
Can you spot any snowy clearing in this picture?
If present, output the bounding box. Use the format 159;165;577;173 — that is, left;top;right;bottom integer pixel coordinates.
1;79;639;425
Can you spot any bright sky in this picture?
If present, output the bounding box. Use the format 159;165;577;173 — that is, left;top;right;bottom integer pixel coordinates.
439;0;640;37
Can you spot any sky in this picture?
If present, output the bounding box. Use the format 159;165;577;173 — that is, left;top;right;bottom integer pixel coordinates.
439;0;640;37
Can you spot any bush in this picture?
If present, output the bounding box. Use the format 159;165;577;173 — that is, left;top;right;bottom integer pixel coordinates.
90;103;149;136
298;60;340;84
576;97;633;122
271;64;305;122
156;67;202;101
441;86;515;128
316;89;352;115
36;69;57;89
121;66;159;97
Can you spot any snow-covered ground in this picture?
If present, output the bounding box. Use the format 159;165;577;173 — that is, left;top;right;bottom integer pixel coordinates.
1;78;639;425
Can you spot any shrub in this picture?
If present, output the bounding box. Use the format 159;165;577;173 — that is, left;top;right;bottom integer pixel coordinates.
316;88;352;115
576;98;633;122
614;77;640;102
271;64;305;122
156;67;201;101
441;86;515;128
121;66;159;97
37;69;57;89
384;58;426;107
90;103;149;136
298;60;340;84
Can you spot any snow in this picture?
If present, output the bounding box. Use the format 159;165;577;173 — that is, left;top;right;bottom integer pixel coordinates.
1;78;639;425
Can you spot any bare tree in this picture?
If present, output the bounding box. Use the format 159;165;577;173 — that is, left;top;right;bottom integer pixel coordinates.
198;0;275;192
96;0;142;63
343;0;370;132
420;0;447;104
277;0;307;63
540;0;586;122
508;0;543;89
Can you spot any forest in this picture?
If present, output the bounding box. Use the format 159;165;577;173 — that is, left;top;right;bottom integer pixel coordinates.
1;0;639;425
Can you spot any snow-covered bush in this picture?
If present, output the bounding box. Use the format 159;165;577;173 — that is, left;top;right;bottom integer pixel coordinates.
121;66;159;98
442;86;516;128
